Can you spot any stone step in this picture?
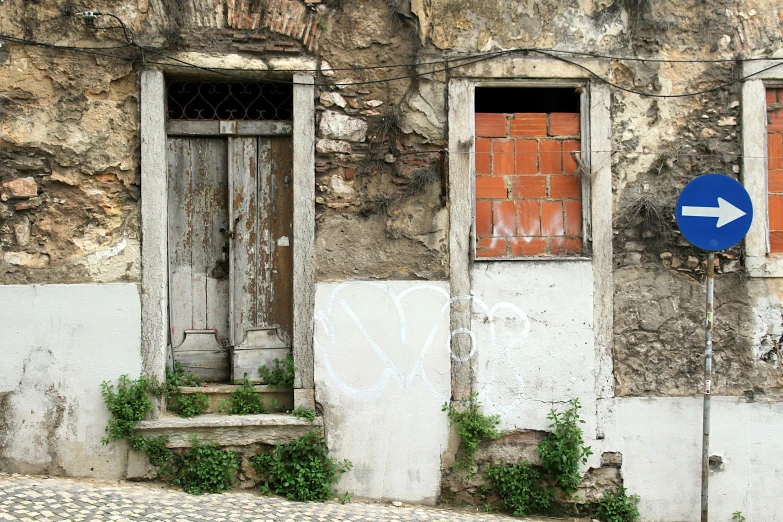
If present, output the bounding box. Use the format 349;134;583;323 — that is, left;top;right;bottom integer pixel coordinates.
134;413;321;448
177;385;293;413
128;413;322;480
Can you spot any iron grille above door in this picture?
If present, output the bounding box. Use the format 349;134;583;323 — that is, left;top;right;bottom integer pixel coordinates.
166;80;293;121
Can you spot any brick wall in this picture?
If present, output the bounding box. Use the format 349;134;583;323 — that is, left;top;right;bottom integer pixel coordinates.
475;112;582;258
769;88;783;253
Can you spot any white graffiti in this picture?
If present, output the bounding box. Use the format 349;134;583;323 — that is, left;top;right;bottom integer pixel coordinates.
314;281;530;413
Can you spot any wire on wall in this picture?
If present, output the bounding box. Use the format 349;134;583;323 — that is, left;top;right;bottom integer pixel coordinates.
1;10;783;98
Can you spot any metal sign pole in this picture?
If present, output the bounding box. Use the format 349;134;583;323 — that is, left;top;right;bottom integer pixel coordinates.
675;174;751;522
701;251;715;522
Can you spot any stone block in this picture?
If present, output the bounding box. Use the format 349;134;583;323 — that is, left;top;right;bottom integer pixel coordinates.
3;252;49;268
2;177;38;199
319;92;346;108
316;139;351;154
319;111;367;142
294;388;315;409
126;448;157;480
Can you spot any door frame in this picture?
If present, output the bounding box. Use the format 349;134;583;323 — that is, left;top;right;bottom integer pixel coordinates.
140;69;316;416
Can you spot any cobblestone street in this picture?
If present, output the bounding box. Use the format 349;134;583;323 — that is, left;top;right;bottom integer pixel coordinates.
0;474;551;522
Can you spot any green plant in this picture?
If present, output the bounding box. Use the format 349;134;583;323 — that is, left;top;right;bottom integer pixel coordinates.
168;393;209;418
292;405;317;421
258;354;295;387
100;374;157;443
128;434;173;468
165;362;203;395
338;491;352;504
171;436;239;495
163;363;208;418
595;487;640;522
442;393;502;473
219;375;267;415
485;462;556;517
732;512;747;522
251;429;352;501
537;398;593;493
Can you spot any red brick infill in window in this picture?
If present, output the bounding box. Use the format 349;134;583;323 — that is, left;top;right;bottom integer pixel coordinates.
768;88;783;252
474;112;582;258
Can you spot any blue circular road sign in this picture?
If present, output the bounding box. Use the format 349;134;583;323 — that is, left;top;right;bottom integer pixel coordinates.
675;173;753;251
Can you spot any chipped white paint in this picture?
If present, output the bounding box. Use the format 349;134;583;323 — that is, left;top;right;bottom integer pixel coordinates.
604;397;783;521
313;277;607;503
471;261;597;437
0;284;142;478
2;251;49;268
314;281;450;504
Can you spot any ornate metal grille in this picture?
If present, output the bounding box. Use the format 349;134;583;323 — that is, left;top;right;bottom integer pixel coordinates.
166;81;293;121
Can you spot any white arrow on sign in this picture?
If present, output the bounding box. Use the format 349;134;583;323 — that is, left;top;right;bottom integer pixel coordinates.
681;197;747;228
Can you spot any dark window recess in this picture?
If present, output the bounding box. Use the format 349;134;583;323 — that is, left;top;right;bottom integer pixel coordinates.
166;81;293;121
475;87;580;114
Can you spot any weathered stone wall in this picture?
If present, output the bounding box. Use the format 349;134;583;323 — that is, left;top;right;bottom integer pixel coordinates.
3;0;783;516
310;0;783;399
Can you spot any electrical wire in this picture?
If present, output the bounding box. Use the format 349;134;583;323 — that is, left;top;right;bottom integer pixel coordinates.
142;47;783;99
531;49;783;99
2;18;783;97
97;12;135;44
155;47;520;87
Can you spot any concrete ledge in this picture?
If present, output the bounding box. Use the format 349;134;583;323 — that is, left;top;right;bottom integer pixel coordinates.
134;413;322;448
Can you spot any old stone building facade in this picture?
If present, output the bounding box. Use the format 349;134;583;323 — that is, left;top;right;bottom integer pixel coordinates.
2;0;783;520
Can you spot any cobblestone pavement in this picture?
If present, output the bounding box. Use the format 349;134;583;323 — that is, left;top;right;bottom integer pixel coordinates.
0;474;541;522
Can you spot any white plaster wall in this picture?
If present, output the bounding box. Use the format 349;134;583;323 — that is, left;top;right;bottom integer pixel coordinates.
470;261;597;438
0;284;142;479
314;281;451;504
605;397;783;522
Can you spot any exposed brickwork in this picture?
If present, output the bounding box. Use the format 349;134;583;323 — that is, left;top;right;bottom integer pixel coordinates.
768;88;783;252
474;112;583;258
228;0;320;51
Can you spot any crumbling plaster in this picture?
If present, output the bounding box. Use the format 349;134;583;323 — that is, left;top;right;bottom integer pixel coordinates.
2;1;783;514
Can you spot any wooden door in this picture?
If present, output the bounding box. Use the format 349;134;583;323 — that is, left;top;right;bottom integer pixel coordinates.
167;135;293;382
229;136;294;346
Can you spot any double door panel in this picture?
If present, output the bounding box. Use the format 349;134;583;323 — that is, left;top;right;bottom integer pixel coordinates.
166;136;293;381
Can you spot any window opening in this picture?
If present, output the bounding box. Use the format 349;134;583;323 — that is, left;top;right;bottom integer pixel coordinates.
474;87;583;258
475;87;580;114
767;87;783;252
166;80;293;121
